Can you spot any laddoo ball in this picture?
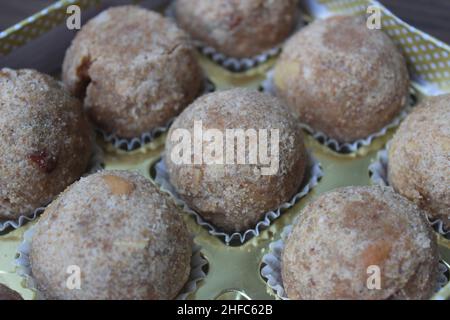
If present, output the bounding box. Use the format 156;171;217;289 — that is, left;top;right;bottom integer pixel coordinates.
174;0;300;58
30;170;191;300
62;6;204;138
0;68;93;221
274;15;410;142
165;88;307;232
388;94;450;230
0;284;23;300
282;186;438;300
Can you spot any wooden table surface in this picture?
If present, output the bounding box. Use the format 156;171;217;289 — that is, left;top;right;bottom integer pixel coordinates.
0;0;449;44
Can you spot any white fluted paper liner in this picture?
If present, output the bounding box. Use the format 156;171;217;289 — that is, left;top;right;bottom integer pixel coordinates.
15;226;207;300
369;147;450;239
165;2;304;73
99;78;215;151
154;153;323;244
260;225;292;300
261;225;450;300
261;70;414;153
176;243;208;300
368;147;390;187
0;143;104;232
0;207;45;234
195;43;282;73
98;121;175;151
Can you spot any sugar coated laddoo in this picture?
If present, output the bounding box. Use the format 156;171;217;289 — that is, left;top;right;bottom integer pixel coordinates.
388;94;450;230
165;88;307;232
30;170;191;300
274;15;410;142
62;6;204;138
282;186;438;300
174;0;300;58
0;284;23;300
0;68;93;221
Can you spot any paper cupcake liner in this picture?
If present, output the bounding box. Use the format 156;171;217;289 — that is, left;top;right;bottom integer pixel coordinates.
98;121;174;152
98;78;216;152
154;152;323;244
176;243;208;300
261;70;415;153
15;226;207;300
195;43;282;73
261;225;450;300
369;147;450;239
165;2;304;73
0;143;104;232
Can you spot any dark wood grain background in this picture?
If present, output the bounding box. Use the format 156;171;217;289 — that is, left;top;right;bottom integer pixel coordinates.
1;0;449;43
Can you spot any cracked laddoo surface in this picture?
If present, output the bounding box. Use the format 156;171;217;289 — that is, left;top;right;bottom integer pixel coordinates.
30;170;191;300
282;186;438;300
62;6;204;138
164;88;307;233
0;284;23;300
174;0;300;58
388;94;450;230
274;15;410;142
0;68;93;221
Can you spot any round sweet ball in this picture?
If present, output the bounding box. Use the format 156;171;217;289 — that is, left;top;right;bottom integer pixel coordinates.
0;68;93;221
274;15;410;142
282;186;438;300
62;6;204;138
30;170;191;300
0;284;23;300
165;88;307;233
174;0;300;58
388;94;450;230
